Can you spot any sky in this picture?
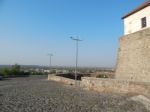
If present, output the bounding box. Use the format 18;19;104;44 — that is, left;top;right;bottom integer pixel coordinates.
0;0;146;67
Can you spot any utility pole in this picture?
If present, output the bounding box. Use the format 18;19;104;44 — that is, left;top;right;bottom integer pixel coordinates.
70;37;82;86
47;53;53;74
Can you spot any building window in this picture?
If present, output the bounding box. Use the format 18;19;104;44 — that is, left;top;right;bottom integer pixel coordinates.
141;17;147;28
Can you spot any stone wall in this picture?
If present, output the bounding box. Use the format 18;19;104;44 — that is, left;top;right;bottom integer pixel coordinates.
115;28;150;82
48;75;150;95
48;75;80;86
81;77;149;95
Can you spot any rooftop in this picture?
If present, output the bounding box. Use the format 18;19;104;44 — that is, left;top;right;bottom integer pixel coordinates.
122;0;150;19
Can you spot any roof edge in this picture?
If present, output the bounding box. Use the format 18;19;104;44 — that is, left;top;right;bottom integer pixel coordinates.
122;1;150;19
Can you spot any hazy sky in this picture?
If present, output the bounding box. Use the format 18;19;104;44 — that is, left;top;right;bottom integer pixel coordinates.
0;0;145;67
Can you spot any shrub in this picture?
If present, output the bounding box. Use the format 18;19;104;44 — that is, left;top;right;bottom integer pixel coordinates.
96;74;108;78
0;68;11;77
0;64;29;77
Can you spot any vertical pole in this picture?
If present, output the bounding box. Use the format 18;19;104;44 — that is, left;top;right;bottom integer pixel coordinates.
70;36;82;87
75;40;78;86
49;55;51;73
48;54;52;74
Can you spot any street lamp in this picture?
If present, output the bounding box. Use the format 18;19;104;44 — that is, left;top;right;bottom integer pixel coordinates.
47;53;53;74
70;36;82;86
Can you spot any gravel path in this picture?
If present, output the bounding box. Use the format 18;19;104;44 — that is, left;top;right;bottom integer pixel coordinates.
0;75;148;112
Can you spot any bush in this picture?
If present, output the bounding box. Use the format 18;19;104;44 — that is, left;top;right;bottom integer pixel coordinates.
96;74;108;78
0;64;29;77
30;71;47;75
0;68;11;77
0;64;48;78
11;64;20;75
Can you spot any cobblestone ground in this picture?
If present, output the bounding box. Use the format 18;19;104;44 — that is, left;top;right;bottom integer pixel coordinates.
0;76;148;112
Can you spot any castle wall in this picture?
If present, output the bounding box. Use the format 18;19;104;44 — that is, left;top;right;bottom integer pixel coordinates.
115;28;150;82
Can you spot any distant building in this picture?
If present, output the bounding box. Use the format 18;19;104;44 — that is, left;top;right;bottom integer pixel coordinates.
122;0;150;35
43;70;50;73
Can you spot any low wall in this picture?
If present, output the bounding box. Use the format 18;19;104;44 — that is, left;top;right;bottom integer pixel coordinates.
48;75;80;85
81;77;150;95
48;75;150;95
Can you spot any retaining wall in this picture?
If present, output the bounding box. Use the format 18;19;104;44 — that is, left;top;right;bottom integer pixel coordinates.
48;75;80;85
48;75;150;95
81;77;150;95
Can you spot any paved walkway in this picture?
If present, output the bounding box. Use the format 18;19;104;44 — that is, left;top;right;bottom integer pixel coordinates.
0;76;148;112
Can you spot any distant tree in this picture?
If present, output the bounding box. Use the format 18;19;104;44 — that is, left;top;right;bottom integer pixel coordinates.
50;69;56;74
12;64;20;71
0;68;10;77
0;64;47;78
11;64;21;76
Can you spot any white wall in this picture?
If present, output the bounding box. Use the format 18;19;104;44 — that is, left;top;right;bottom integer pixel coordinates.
124;6;150;35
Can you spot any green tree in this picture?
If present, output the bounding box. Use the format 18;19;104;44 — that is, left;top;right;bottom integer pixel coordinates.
11;64;21;76
0;68;10;77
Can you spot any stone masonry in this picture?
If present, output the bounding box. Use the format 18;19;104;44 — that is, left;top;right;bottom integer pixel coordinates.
115;28;150;82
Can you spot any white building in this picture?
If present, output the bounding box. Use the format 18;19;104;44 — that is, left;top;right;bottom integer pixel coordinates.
122;0;150;35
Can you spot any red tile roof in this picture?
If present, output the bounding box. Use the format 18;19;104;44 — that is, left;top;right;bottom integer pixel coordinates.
122;0;150;19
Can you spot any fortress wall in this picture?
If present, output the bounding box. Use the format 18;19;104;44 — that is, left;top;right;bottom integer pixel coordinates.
115;28;150;82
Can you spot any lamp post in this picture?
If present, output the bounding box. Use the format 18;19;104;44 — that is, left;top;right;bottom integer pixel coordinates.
70;36;82;86
47;53;53;74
